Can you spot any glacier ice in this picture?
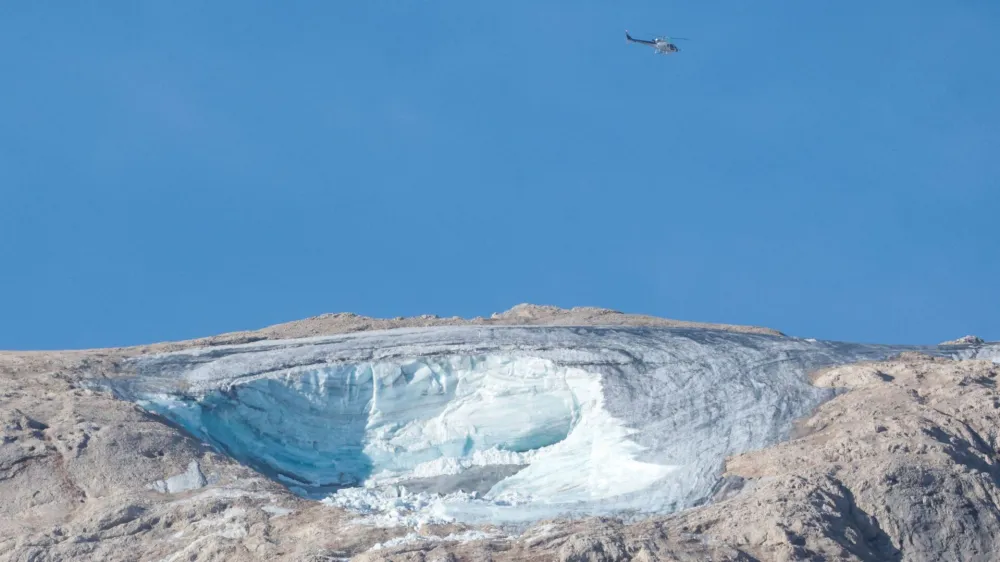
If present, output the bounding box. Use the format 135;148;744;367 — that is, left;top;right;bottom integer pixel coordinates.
108;326;1000;525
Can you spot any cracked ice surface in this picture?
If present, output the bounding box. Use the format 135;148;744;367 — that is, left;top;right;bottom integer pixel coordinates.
110;326;1000;525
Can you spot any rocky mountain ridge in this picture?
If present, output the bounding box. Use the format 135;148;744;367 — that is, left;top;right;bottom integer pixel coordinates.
1;305;997;561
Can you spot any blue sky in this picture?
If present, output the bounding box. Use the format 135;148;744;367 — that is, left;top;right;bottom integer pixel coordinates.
2;1;998;349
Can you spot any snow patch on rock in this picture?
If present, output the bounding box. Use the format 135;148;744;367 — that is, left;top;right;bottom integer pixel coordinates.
149;460;207;494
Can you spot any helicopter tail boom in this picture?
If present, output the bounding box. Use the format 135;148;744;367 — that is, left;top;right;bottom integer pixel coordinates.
625;30;656;46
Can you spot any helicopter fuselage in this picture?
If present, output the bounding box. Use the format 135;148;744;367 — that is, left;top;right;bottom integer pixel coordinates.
654;41;680;53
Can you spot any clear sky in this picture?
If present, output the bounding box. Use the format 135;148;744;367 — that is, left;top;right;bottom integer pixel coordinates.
2;1;998;349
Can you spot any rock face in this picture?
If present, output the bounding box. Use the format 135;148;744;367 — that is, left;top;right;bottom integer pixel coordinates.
692;353;1000;562
1;305;999;561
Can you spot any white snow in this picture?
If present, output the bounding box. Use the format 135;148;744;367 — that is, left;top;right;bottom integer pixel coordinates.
111;325;1000;527
261;505;294;518
406;447;533;480
323;486;480;527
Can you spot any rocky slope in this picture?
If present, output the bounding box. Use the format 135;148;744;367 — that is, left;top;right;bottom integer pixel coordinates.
1;305;998;561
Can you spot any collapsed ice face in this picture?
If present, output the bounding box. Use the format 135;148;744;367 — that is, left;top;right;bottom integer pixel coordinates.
138;355;678;518
143;357;614;491
114;326;996;525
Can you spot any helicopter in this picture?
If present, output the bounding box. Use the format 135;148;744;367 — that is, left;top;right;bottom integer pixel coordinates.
625;30;689;54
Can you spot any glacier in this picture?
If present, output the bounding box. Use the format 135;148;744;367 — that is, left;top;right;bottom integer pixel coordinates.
106;326;1000;526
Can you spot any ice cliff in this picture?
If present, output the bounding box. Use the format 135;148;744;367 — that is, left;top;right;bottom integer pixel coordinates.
107;326;1000;526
